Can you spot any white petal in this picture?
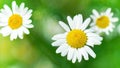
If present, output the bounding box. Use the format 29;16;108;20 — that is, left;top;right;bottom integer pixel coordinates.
110;13;113;17
23;10;32;20
80;18;91;30
109;28;113;32
3;5;12;16
0;9;10;20
77;50;82;62
52;39;65;46
105;8;111;15
0;17;8;23
105;31;109;35
0;22;8;26
23;14;32;20
92;9;99;17
90;15;96;21
56;45;66;53
111;17;119;22
0;26;11;36
110;23;115;28
78;47;89;60
61;44;69;56
21;7;28;15
74;14;82;29
17;28;23;39
87;33;99;37
72;50;77;63
84;46;96;58
26;9;32;15
0;13;6;18
12;1;19;14
23;20;32;25
20;3;25;10
67;48;74;60
19;2;25;14
86;41;94;47
94;36;103;41
88;34;103;41
52;33;66;40
22;27;30;34
24;24;34;28
59;21;70;31
84;29;94;33
10;30;18;40
87;36;102;46
67;16;74;29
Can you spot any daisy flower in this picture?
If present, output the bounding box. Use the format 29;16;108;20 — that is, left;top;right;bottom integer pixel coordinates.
90;8;118;35
117;25;120;34
0;1;33;40
52;14;103;63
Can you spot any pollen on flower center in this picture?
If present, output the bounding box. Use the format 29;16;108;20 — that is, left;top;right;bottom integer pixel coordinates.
66;29;87;48
96;16;110;29
8;14;22;29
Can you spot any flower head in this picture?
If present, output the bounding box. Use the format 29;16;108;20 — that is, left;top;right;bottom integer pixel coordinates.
90;8;118;35
52;14;103;63
0;1;33;40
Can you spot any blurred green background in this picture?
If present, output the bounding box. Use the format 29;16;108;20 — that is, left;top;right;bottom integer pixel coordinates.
0;0;120;68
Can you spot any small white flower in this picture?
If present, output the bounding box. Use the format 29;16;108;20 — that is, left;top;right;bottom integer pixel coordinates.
90;8;118;35
52;14;103;63
117;25;120;34
0;1;33;40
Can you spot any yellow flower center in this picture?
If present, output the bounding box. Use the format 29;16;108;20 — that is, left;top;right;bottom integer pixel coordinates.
96;16;110;29
8;14;22;29
66;29;87;48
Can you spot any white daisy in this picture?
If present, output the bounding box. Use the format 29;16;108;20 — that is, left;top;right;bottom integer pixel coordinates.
117;25;120;34
90;8;118;35
52;14;103;63
0;1;33;40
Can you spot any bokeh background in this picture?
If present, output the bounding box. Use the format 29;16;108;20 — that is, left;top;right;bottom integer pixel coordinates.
0;0;120;68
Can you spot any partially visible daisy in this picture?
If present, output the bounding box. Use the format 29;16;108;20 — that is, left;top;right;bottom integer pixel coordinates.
52;14;103;63
0;1;33;40
90;8;118;35
117;25;120;34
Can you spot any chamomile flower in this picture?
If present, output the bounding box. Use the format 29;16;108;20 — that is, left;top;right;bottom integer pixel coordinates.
117;25;120;34
90;8;118;35
0;1;33;40
52;14;103;63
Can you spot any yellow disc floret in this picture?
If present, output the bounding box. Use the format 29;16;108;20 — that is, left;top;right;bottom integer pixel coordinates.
96;16;110;29
8;14;22;29
66;29;87;48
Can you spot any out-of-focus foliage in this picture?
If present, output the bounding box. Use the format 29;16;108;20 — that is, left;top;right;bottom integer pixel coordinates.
0;0;120;68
